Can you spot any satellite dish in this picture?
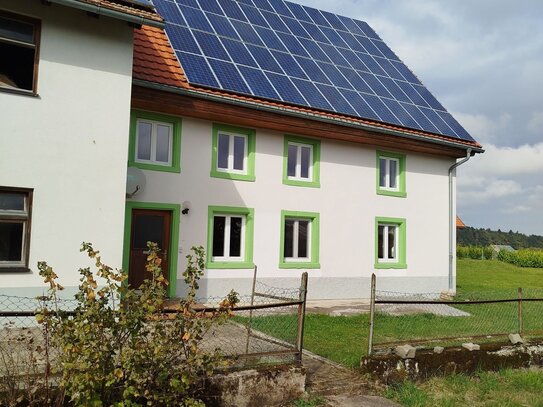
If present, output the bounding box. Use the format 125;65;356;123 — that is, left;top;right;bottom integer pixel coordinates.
126;167;146;198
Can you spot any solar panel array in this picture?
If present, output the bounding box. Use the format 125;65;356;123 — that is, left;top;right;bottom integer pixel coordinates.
152;0;475;142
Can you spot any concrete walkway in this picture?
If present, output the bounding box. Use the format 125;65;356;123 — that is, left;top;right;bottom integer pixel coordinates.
302;350;400;407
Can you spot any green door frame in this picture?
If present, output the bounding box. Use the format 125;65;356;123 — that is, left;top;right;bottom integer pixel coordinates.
123;201;180;298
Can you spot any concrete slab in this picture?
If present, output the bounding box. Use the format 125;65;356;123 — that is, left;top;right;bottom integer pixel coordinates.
325;395;401;407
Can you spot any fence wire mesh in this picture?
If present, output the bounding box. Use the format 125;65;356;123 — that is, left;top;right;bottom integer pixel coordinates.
371;288;543;352
0;278;305;381
195;281;303;366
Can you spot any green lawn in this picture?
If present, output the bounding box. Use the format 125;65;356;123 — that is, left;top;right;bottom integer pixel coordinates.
246;259;543;367
385;369;543;407
245;259;543;405
457;259;543;291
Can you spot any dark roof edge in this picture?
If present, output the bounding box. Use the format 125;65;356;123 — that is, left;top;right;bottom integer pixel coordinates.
133;78;484;154
49;0;164;28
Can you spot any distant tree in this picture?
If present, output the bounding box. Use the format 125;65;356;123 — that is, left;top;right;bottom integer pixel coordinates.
457;227;543;249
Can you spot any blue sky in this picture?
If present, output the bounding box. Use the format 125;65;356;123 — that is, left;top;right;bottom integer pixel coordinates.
293;0;543;235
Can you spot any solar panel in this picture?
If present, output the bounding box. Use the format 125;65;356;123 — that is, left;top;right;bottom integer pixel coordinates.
152;0;475;142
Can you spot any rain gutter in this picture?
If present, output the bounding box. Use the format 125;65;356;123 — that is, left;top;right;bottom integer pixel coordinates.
133;79;484;153
48;0;164;28
448;148;473;292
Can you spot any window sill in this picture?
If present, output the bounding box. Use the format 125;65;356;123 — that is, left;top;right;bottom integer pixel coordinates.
0;86;39;97
0;267;31;273
283;179;320;188
279;262;320;269
206;261;255;269
377;189;407;198
129;162;180;173
374;263;408;269
210;170;255;182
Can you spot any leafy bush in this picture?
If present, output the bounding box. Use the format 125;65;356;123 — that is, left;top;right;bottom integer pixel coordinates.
456;245;493;260
38;242;238;406
498;248;543;268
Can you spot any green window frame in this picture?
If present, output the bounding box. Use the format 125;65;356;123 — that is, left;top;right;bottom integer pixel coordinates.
211;123;256;182
206;206;255;269
279;210;320;269
282;135;321;188
374;217;407;269
128;110;181;173
376;151;406;198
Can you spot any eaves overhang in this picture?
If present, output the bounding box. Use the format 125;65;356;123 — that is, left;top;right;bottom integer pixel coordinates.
47;0;164;28
132;78;484;155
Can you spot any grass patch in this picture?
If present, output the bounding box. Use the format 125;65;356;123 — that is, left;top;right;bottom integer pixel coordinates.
385;369;543;407
457;259;543;292
290;395;325;407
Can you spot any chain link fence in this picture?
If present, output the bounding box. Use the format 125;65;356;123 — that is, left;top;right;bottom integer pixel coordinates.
368;276;543;354
0;271;308;388
194;277;308;367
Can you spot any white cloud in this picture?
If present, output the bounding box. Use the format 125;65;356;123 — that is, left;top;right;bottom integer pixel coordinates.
453;112;512;143
461;143;543;177
500;205;532;214
459;179;522;204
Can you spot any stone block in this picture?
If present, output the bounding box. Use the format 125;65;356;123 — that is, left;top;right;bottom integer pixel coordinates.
462;342;480;351
433;346;444;354
395;344;416;359
509;333;524;345
205;365;305;407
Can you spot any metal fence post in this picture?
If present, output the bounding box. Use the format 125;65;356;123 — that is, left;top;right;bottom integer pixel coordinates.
245;265;258;354
518;287;523;335
367;273;376;356
295;272;308;363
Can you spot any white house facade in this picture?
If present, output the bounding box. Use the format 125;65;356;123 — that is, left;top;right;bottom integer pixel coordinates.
0;0;482;300
126;6;483;299
126;112;460;299
0;0;162;297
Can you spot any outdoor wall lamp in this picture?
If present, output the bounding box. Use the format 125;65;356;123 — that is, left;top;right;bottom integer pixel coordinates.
182;201;191;215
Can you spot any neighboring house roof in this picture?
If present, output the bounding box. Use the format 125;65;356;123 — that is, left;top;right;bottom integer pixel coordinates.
456;216;466;228
48;0;164;27
133;25;482;153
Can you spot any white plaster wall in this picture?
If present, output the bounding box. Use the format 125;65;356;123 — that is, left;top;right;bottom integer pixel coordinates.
0;1;133;294
133;115;456;299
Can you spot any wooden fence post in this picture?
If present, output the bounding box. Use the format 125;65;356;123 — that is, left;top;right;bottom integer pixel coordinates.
368;273;376;356
245;265;258;354
295;272;308;363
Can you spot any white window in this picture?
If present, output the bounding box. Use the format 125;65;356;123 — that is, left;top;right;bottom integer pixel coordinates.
377;224;398;262
379;157;399;191
135;119;173;166
217;132;248;174
284;218;311;261
287;143;313;181
0;188;32;271
212;214;246;261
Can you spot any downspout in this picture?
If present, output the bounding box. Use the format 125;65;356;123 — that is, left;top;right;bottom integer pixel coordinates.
448;148;472;291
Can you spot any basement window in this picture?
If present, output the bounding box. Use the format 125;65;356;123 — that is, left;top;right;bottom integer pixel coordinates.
0;12;40;94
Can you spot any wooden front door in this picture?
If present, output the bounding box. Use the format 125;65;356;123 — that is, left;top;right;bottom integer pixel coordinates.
128;209;171;289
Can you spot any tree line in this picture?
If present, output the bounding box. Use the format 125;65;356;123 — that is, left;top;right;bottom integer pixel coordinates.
457;226;543;249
